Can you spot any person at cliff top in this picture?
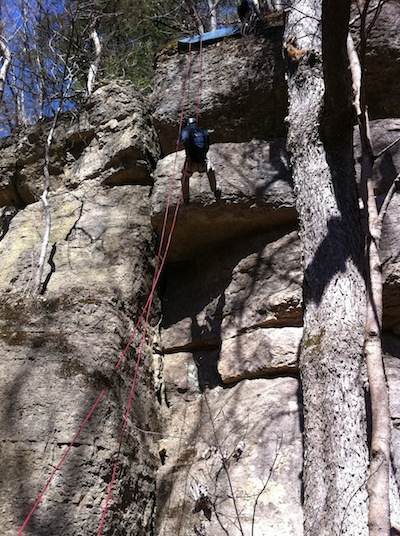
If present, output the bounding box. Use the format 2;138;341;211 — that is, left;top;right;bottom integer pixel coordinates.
237;0;260;34
179;117;221;204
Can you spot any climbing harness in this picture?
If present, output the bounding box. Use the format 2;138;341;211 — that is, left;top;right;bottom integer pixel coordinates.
18;37;204;535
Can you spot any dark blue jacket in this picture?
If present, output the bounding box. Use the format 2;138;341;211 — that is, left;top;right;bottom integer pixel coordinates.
180;125;210;163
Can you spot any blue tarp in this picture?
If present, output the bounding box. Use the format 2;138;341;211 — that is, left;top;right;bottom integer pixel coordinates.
178;25;241;52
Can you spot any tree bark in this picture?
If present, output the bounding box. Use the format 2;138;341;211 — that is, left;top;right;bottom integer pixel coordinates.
87;29;102;97
0;35;11;102
348;19;392;534
285;1;369;534
207;0;218;31
34;118;56;294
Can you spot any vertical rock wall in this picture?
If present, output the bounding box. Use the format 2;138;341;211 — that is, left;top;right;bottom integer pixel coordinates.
1;4;400;534
151;7;400;535
0;83;161;535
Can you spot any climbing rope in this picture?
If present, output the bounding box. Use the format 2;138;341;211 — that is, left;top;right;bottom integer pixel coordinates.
18;37;204;535
97;39;203;534
196;36;203;123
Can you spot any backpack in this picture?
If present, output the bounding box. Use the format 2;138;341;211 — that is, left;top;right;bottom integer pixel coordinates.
186;127;209;163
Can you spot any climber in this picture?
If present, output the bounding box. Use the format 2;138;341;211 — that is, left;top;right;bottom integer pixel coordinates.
179;117;220;204
237;0;260;34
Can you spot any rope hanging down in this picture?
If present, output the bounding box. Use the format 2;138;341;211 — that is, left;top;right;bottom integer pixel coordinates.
18;38;204;535
98;38;205;534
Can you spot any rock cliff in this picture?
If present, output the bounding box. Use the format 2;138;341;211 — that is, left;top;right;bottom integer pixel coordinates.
0;83;161;535
1;6;400;536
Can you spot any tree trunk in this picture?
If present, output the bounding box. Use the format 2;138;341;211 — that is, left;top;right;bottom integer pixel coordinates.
0;35;11;102
285;1;369;534
87;29;102;97
185;0;205;34
348;22;392;534
364;175;391;536
208;0;218;31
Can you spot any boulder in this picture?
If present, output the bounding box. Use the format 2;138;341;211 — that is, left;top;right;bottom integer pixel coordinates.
156;376;303;535
151;140;296;260
161;230;302;354
218;327;302;383
152;31;287;155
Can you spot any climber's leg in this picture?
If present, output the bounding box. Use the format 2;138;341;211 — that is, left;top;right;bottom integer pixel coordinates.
181;157;192;204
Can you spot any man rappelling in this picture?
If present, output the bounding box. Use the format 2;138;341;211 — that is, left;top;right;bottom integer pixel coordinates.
237;0;260;34
179;117;221;204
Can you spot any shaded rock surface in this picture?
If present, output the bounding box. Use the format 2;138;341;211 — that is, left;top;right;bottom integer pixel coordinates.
384;335;400;493
354;118;400;194
355;0;400;120
218;327;301;383
161;230;301;354
156;372;303;536
0;84;161;535
381;192;400;332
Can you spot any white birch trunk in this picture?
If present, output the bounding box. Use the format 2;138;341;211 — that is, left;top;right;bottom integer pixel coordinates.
348;31;391;536
0;36;11;102
208;0;218;31
87;29;102;97
34;121;55;294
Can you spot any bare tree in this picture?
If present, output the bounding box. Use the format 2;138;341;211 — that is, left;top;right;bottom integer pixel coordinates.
0;34;11;102
185;0;205;33
87;28;102;96
208;0;218;31
285;0;369;534
347;1;395;530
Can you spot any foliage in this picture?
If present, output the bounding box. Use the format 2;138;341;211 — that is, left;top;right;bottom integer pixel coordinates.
0;0;239;134
84;0;238;91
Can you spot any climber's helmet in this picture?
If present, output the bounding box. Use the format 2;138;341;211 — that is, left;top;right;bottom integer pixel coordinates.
187;117;197;126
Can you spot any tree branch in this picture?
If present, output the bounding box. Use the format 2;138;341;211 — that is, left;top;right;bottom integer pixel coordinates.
87;29;101;96
0;35;12;102
346;34;361;116
378;172;400;227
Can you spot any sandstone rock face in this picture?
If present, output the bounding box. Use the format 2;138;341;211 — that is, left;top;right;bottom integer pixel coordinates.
381;192;400;332
153;6;400;156
161;230;301;354
152;32;287;155
218;327;301;383
354;118;400;194
360;0;400;120
0;85;161;535
151;140;296;260
0;82;160;209
156;372;303;536
2;13;400;533
64;82;160;188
